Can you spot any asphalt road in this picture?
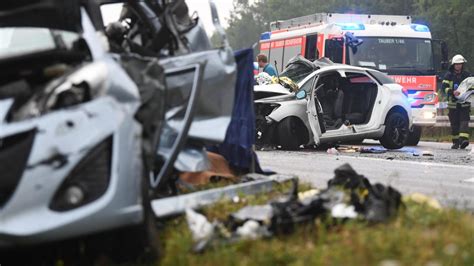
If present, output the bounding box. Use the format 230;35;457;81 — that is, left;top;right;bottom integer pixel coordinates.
257;141;474;210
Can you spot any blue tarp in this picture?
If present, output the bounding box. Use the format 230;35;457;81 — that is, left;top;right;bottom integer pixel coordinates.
208;48;263;173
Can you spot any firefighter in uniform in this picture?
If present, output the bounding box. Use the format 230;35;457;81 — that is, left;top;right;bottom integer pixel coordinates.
441;55;471;149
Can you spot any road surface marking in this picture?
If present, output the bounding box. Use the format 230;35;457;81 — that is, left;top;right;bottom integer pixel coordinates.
462;178;474;183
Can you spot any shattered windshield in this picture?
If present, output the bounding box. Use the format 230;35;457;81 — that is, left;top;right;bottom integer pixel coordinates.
348;37;434;74
0;28;80;59
279;62;314;84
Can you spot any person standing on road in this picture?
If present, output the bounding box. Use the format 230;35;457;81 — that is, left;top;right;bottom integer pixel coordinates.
441;54;471;149
257;54;277;77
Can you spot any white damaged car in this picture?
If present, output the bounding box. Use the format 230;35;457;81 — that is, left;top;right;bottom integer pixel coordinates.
255;58;412;150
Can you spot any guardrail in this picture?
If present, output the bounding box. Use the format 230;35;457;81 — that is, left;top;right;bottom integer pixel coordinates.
435;116;474;127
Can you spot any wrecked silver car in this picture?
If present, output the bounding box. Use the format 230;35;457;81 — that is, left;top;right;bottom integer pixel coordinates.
0;0;235;261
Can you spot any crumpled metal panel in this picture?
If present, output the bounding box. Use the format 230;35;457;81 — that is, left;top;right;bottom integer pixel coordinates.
174;146;209;172
184;19;212;53
159;46;236;143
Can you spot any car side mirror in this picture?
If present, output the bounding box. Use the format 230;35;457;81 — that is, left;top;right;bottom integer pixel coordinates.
296;90;307;100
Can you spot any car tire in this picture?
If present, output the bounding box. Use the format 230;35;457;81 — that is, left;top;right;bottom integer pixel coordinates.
406;126;422;146
277;117;306;150
380;112;409;149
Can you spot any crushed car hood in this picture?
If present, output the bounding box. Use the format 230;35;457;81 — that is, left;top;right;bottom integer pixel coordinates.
255;93;297;104
0;0;82;32
254;84;291;95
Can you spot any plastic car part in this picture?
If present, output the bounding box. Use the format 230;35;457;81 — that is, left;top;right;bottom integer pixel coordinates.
0;129;36;207
50;136;113;211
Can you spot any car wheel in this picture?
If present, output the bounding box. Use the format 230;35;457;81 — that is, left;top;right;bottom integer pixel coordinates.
406;126;422;146
277;117;307;150
380;112;409;149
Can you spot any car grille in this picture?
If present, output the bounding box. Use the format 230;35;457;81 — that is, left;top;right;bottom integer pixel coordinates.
0;129;36;207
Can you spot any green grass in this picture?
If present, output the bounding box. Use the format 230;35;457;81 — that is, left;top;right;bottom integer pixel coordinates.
158;185;474;266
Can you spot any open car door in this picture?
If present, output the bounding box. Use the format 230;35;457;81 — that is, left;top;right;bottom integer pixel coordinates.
306;79;325;145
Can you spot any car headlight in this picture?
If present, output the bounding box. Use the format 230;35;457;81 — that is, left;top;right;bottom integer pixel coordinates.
423;93;435;102
10;63;108;122
11;82;92;122
50;136;112;211
45;81;91;111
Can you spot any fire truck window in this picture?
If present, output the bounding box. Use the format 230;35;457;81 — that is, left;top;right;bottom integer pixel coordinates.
347;37;434;74
305;35;318;61
325;39;343;63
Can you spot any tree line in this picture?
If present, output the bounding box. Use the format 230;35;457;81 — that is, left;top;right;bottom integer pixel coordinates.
221;0;473;70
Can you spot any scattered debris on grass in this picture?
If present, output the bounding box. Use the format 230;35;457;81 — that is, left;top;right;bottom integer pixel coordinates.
161;169;474;266
184;164;402;252
403;193;442;210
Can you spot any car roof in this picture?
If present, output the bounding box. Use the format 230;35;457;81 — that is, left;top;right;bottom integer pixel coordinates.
299;64;378;85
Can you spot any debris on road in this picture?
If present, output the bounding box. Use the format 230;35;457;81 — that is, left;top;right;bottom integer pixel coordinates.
327;147;340;155
422;150;434;156
336;146;359;153
184;164;402;252
359;147;387;154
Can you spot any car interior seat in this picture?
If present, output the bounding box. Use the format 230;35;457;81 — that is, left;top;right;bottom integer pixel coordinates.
343;82;378;125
